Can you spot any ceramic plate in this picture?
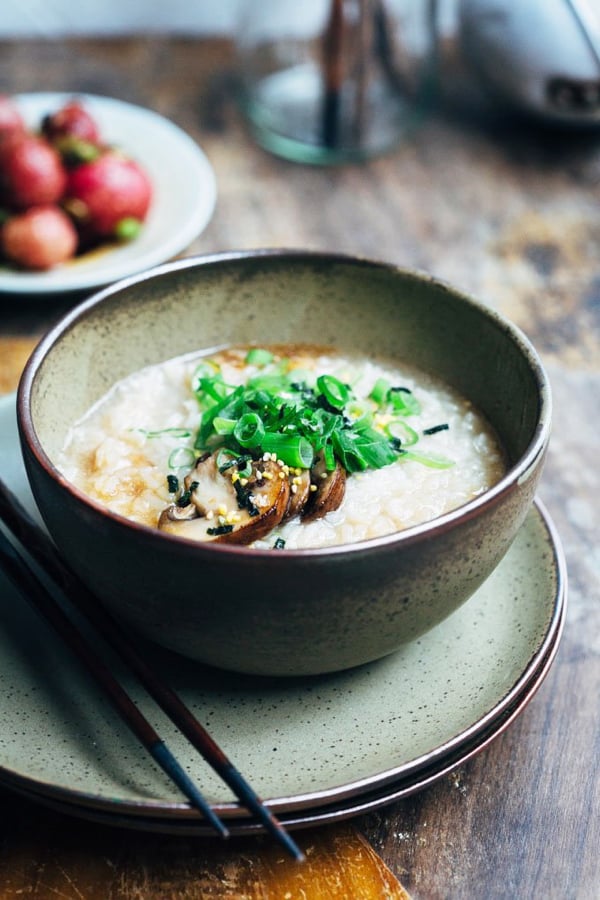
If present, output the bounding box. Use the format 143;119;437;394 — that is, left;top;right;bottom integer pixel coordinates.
9;633;562;835
0;93;216;294
0;394;566;831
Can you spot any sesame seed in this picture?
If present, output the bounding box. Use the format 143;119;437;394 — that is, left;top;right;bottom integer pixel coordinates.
263;471;273;481
291;484;298;494
309;484;318;492
217;504;227;516
206;510;214;520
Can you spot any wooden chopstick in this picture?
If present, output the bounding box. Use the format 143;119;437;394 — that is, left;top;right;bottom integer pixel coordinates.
0;480;305;862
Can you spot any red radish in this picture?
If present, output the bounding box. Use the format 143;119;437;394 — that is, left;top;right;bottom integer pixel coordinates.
42;100;101;144
66;152;152;238
1;135;68;208
0;95;25;147
1;205;78;270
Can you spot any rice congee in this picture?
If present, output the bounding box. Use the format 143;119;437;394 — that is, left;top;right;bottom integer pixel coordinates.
58;345;506;550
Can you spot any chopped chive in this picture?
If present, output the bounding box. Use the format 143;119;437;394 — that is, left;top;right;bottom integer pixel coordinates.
369;377;391;404
316;374;352;410
213;416;237;435
261;434;314;468
385;420;419;446
234;412;265;448
388;388;421;416
245;347;274;366
138;427;192;439
399;450;455;469
168;447;196;469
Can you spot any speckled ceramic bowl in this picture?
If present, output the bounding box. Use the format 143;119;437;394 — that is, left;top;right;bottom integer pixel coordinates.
17;251;551;676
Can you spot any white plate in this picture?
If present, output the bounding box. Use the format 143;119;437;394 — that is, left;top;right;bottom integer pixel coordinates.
0;93;217;294
0;393;566;832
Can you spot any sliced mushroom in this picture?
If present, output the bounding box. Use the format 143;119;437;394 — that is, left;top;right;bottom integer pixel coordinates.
157;502;198;529
157;453;290;545
282;467;312;521
302;453;347;522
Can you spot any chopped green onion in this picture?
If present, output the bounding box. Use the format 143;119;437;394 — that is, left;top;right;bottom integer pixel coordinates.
138;427;191;439
388;387;421;416
213;416;237;435
168;447;196;469
369;377;391;404
317;374;352;410
245;348;274;367
346;398;376;425
399;450;455;469
166;474;179;493
234;412;265;448
260;434;314;468
385;419;419;446
246;373;290;393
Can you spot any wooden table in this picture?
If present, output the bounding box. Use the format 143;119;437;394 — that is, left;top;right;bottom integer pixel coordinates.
1;37;598;899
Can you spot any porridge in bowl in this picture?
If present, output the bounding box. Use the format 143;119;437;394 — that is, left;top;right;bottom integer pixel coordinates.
58;344;506;549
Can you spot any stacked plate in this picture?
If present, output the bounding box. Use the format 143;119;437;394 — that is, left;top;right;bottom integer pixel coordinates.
0;394;566;835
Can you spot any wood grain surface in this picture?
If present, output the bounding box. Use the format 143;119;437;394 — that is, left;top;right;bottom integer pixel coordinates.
0;37;598;899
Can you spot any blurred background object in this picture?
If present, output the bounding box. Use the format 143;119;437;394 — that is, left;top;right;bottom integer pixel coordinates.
460;0;600;125
236;0;439;164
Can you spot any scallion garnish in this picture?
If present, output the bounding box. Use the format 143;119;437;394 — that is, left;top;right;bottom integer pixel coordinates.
316;374;351;410
233;412;266;448
138;427;192;439
388;387;421;416
180;351;455;477
385;420;419;446
245;347;274;367
168;447;196;470
399;450;455;469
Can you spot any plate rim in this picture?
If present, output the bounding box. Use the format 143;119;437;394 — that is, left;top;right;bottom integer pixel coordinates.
0;92;217;295
0;392;567;825
3;632;564;835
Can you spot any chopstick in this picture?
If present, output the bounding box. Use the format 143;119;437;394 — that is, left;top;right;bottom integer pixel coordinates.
0;480;305;862
0;526;228;839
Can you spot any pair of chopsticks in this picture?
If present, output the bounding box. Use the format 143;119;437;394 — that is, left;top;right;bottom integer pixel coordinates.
0;479;304;862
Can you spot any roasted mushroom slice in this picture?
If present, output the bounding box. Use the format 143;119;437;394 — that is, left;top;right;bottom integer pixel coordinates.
158;453;289;545
302;453;347;522
157;502;198;529
283;467;312;521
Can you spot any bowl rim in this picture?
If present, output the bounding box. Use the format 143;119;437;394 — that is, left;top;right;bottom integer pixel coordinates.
16;248;552;559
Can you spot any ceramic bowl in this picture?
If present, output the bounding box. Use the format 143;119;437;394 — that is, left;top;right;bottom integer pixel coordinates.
17;251;551;676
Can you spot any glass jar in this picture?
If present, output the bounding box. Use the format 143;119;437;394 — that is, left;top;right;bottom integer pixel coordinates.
236;0;439;164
